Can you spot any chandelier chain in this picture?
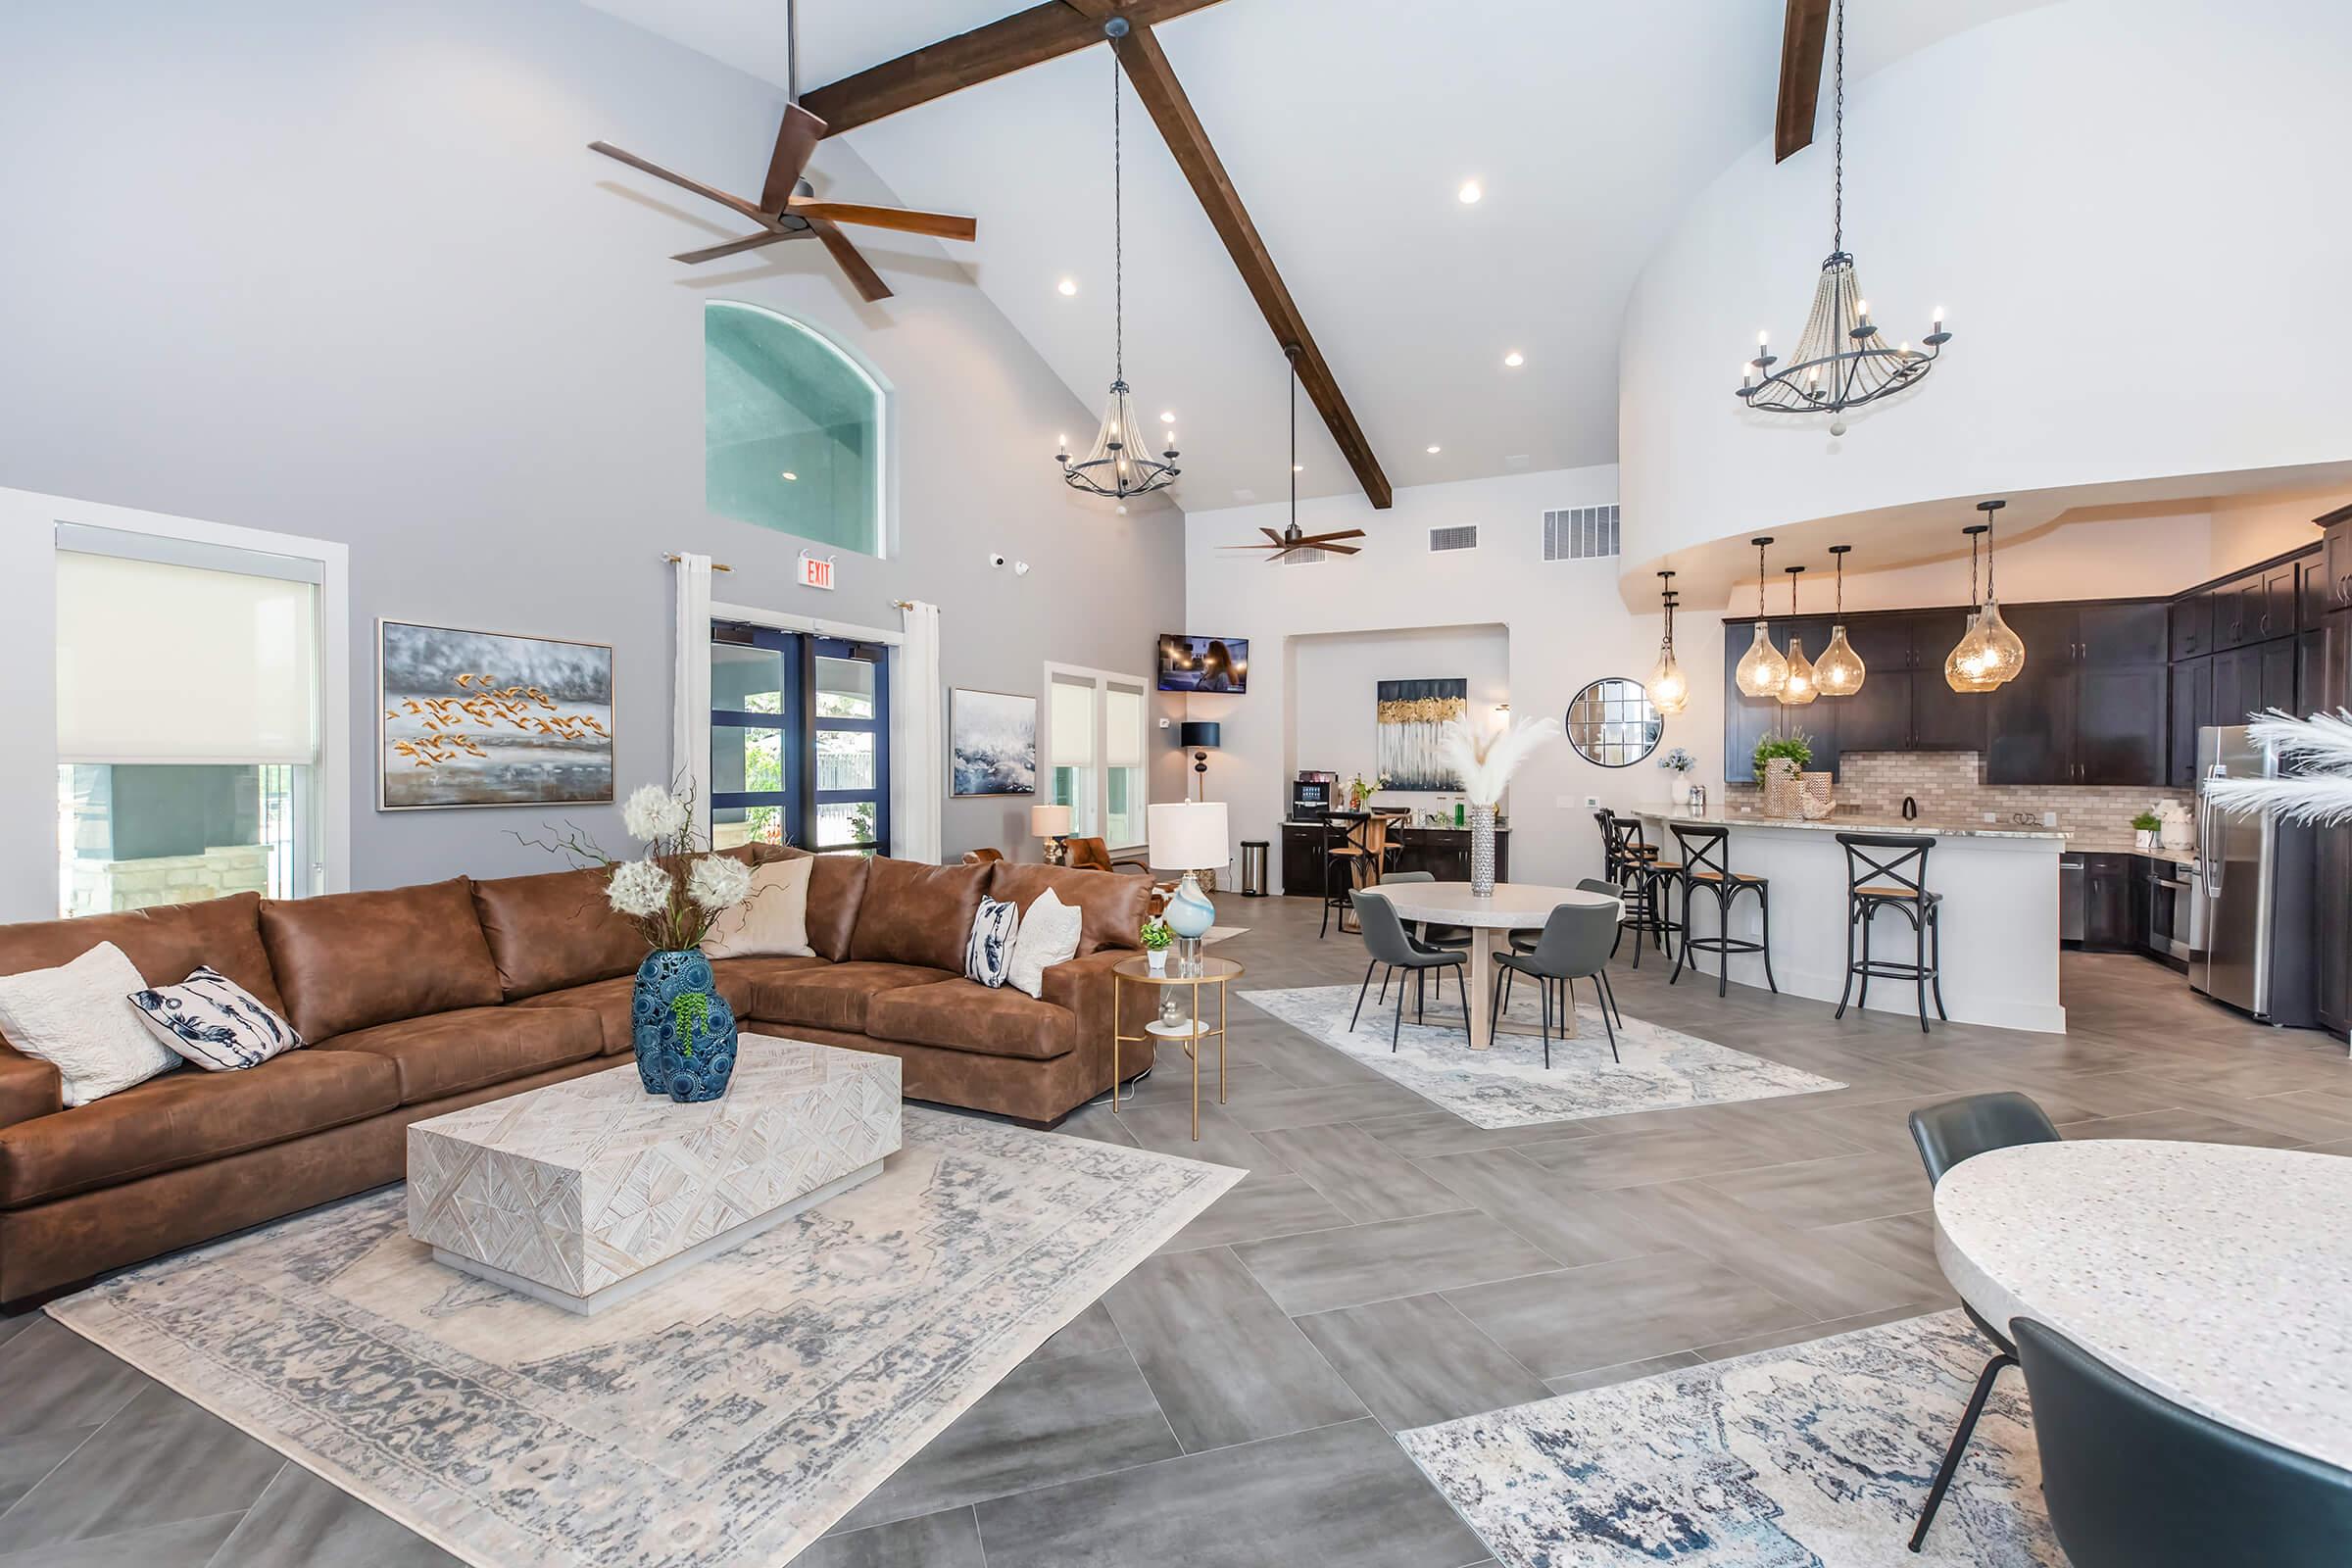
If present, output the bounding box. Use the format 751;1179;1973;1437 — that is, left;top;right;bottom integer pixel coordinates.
1757;540;1768;618
1112;52;1124;383
1985;514;1996;601
1833;0;1843;253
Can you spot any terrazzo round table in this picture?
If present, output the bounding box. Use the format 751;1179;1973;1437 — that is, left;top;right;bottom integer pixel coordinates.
1365;882;1620;1052
1934;1139;2352;1471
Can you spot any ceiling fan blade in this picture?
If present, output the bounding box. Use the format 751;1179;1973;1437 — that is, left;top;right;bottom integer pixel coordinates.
1315;543;1361;555
1260;527;1289;545
760;103;827;215
1298;528;1367;544
672;228;805;265
808;218;893;302
787;199;977;242
588;141;765;222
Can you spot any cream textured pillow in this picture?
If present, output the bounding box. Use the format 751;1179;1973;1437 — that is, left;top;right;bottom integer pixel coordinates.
0;942;179;1106
1005;888;1083;1000
701;856;814;959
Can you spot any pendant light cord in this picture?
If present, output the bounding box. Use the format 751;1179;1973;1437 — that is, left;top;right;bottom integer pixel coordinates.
1757;540;1768;618
1832;0;1844;253
1112;52;1125;385
1970;531;1981;612
1984;514;1995;601
1289;351;1298;523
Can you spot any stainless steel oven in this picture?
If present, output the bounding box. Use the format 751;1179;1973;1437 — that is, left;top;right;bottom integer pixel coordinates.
2146;855;2203;963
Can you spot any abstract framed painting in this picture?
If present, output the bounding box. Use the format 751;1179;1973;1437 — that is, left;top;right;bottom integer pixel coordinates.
1376;677;1467;790
950;688;1038;797
378;619;614;809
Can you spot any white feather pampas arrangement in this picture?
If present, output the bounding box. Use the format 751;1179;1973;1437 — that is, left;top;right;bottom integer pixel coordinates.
1437;714;1562;806
2204;709;2352;824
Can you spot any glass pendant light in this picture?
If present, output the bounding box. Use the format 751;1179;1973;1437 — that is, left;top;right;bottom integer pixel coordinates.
1945;523;2002;693
1965;499;2027;686
1646;570;1690;715
1779;565;1819;706
1734;536;1791;698
1814;543;1866;696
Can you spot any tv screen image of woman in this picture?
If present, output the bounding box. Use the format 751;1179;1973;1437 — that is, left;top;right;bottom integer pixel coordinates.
1157;633;1249;694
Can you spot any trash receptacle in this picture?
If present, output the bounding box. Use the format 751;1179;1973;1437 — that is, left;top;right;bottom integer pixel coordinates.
1239;839;1269;898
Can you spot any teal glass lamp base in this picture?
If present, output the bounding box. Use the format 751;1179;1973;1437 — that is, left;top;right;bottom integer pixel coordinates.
1165;870;1216;941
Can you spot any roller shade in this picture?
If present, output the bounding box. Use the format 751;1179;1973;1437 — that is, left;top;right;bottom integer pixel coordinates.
57;549;320;764
1104;686;1144;767
1050;680;1095;767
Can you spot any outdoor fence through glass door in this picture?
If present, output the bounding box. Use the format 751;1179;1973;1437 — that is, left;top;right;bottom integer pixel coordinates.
710;622;890;856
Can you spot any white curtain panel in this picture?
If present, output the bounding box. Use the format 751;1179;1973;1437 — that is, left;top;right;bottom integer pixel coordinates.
670;553;713;838
894;600;943;863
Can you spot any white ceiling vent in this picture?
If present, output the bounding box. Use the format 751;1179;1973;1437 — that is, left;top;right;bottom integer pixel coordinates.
1544;505;1620;562
1281;547;1325;565
1428;524;1479;553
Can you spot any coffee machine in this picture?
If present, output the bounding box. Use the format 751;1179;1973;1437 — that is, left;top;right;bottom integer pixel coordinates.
1291;770;1338;819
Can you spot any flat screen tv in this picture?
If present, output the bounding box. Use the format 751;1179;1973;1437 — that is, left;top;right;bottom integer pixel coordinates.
1157;633;1248;694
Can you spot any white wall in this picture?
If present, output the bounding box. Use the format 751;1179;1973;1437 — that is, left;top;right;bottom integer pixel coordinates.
1619;0;2352;565
1186;466;1727;893
1289;625;1510;811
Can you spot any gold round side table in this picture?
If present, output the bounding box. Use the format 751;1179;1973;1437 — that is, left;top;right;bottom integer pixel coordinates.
1110;954;1242;1141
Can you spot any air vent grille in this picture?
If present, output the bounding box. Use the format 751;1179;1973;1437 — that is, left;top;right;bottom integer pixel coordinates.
1428;525;1479;553
1544;505;1620;561
1281;548;1325;565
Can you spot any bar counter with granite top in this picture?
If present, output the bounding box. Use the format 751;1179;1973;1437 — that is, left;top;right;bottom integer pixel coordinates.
1636;808;2066;1033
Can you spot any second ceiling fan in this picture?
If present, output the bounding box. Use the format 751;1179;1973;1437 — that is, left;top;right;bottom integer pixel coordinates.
1226;347;1366;564
588;0;975;301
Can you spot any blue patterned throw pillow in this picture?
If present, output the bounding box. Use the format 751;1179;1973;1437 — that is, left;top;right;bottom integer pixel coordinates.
126;966;304;1071
966;896;1020;989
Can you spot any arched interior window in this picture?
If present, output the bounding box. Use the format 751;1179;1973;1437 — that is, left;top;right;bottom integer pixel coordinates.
705;302;885;557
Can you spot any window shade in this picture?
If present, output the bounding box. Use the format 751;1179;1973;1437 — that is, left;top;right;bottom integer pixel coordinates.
1104;686;1144;767
56;550;320;764
1050;680;1095;767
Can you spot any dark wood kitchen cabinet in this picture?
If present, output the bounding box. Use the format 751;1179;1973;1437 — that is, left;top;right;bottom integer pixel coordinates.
1984;604;2082;784
1984;600;2167;785
1907;611;1985;751
1833;616;1918;753
2260;563;2299;642
2079;853;2143;953
2169;654;2212;789
1723;618;1838;781
2317;604;2352;1038
2170;593;2214;661
2211;642;2296;730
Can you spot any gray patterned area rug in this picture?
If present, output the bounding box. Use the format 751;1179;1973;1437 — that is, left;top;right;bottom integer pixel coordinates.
1241;985;1843;1128
47;1107;1240;1568
1398;1311;2062;1567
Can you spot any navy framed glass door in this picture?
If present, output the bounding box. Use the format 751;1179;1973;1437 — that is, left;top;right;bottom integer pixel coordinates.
710;623;890;856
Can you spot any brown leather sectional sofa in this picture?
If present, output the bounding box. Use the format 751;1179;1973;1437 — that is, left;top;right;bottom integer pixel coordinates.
0;847;1148;1308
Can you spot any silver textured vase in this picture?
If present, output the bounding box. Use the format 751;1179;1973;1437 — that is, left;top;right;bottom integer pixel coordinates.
1469;804;1497;897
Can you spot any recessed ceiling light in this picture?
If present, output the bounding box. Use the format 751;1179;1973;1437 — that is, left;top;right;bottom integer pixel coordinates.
1457;180;1482;204
1056;277;1078;296
779;470;798;481
1425;444;1442;454
1159;411;1175;423
1503;351;1525;368
1292;464;1303;473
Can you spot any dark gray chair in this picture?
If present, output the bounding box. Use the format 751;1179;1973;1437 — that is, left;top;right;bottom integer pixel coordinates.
1491;901;1620;1066
1348;890;1470;1052
2013;1317;2352;1567
1503;879;1624;1031
1369;869;1468;1015
1904;1091;2061;1551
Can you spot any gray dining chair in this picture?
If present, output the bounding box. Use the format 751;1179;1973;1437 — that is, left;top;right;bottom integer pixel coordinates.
1501;879;1624;1031
1904;1091;2061;1551
1491;901;1619;1066
1348;890;1471;1052
2013;1316;2352;1567
1370;869;1468;1013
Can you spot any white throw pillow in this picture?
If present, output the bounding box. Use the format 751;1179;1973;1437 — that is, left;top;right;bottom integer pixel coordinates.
966;896;1020;989
128;965;305;1071
1005;888;1083;1000
701;856;815;959
0;942;179;1106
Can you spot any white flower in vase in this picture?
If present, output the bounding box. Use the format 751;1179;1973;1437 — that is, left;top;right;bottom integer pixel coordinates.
623;784;690;843
686;854;753;911
607;858;673;920
1437;714;1563;806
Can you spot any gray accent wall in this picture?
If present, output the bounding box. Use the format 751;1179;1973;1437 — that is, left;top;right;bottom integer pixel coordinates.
0;0;1188;899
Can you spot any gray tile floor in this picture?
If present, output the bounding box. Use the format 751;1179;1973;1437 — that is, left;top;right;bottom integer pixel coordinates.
5;898;2348;1567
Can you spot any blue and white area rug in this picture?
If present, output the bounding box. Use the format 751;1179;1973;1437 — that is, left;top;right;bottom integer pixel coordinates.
1399;1310;2061;1566
1241;984;1843;1128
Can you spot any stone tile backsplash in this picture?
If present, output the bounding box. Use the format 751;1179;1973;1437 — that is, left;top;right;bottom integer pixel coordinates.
1724;751;2188;839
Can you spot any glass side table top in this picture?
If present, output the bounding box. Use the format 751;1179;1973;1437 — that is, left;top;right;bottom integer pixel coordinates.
1110;955;1244;985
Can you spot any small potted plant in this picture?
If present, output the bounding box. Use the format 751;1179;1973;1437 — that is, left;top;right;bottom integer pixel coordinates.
1140;915;1173;974
1752;732;1814;818
2132;809;2163;852
1658;746;1696;808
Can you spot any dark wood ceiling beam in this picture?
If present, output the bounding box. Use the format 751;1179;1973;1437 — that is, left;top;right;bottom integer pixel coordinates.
1109;23;1392;509
1774;0;1832;163
799;0;1233;138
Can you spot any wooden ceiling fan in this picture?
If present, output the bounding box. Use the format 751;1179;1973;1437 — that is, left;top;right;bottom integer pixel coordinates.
1225;347;1366;563
587;1;974;301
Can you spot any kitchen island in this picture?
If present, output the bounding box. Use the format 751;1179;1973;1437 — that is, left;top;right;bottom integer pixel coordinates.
1635;810;2067;1033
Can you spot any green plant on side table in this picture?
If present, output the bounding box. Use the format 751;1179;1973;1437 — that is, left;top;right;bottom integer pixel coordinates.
1140;915;1172;973
1752;731;1813;777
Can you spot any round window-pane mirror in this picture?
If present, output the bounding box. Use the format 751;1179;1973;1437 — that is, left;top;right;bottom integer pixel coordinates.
1566;677;1663;767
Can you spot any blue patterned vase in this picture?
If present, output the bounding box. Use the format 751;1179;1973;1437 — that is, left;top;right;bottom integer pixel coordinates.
630;949;738;1103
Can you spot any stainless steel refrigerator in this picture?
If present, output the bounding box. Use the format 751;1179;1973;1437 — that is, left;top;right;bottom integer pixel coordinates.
2194;725;2316;1024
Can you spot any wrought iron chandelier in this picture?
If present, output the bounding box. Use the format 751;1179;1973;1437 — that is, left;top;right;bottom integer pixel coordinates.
1058;23;1179;500
1814;544;1866;696
1735;537;1791;698
1947;499;2026;688
1646;570;1690;716
1737;0;1951;434
1779;566;1819;707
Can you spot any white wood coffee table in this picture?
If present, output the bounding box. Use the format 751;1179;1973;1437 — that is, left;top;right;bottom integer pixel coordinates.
407;1035;902;1314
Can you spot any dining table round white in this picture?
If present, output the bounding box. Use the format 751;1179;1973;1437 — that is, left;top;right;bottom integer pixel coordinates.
1933;1138;2352;1471
1364;881;1621;1051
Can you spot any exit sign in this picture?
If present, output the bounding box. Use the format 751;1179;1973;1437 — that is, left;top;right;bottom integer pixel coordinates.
798;552;835;591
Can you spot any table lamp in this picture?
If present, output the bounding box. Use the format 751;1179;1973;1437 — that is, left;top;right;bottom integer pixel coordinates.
1149;802;1227;969
1179;720;1221;802
1031;803;1072;864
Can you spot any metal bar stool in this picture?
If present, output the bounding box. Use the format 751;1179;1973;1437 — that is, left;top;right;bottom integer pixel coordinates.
1667;823;1777;997
1835;831;1946;1033
1317;810;1370;939
1592;810;1681;965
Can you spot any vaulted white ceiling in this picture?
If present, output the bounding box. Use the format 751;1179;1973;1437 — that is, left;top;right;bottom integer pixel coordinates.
582;0;2058;508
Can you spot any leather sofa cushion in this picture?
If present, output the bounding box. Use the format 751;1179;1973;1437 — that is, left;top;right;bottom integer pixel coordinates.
316;1004;602;1104
260;879;505;1042
0;892;288;1016
471;867;648;1000
0;1049;400;1208
769;850;869;963
747;962;953;1034
988;864;1150;957
864;979;1077;1061
850;858;990;972
516;963;773;1054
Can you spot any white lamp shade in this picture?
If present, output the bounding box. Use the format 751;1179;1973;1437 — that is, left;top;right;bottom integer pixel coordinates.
1030;804;1072;838
1147;801;1228;871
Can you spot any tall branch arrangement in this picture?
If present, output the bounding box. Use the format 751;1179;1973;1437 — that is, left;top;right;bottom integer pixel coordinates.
522;782;756;951
1438;715;1562;807
2205;710;2352;825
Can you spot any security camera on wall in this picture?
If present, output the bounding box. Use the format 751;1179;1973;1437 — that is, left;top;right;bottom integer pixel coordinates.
985;552;1007;568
